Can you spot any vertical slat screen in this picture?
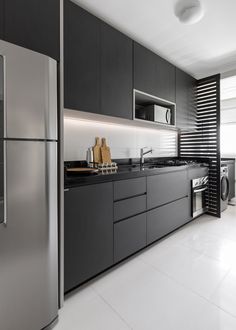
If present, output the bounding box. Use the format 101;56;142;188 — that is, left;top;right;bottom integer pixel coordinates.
179;74;221;217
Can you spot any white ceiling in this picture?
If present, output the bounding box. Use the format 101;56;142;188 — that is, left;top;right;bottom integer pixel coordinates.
73;0;236;79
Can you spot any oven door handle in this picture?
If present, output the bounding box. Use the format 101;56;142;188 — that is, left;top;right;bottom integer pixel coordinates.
193;187;208;193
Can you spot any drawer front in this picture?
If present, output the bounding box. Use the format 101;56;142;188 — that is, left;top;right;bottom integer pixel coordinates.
147;197;190;244
114;177;146;201
114;194;146;222
114;213;146;263
188;167;209;180
147;171;188;209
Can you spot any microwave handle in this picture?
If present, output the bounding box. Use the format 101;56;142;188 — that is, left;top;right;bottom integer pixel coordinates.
166;109;170;124
193;187;208;193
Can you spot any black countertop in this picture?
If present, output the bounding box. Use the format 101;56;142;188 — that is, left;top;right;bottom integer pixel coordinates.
64;161;209;189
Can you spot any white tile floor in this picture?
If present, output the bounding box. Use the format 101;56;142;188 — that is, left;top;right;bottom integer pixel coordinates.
54;203;236;330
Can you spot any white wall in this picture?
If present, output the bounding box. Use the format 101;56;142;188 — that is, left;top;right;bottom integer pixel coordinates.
64;117;178;161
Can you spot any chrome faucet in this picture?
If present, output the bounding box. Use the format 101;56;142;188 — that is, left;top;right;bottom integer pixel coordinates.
140;147;153;166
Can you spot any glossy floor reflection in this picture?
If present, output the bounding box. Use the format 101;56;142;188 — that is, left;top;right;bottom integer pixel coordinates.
55;203;236;330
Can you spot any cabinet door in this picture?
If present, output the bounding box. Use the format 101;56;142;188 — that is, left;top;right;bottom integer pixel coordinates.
0;0;4;39
64;1;100;113
134;42;175;102
4;0;60;60
64;183;113;292
101;23;133;119
147;171;188;210
147;197;190;244
176;68;196;129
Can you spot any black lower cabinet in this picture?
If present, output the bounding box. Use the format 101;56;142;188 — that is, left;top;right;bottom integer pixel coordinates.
147;197;190;244
147;171;188;209
114;213;146;263
64;183;113;293
114;194;146;222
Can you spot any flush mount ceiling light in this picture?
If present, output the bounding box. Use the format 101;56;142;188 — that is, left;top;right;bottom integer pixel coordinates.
174;0;205;25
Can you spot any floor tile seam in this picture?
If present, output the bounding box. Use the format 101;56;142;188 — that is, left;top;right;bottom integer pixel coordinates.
177;238;235;269
90;285;134;330
208;266;233;301
140;257;236;317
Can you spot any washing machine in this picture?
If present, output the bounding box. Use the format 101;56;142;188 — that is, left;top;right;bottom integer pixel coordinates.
221;164;229;212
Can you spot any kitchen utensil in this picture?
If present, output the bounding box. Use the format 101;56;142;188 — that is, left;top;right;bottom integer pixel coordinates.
101;138;112;164
93;137;102;164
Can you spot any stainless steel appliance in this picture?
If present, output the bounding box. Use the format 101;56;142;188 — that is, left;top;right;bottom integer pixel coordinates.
137;104;173;125
191;176;208;218
0;40;58;330
221;164;229;212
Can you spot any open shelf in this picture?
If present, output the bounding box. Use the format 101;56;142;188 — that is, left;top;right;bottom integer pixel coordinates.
133;89;177;129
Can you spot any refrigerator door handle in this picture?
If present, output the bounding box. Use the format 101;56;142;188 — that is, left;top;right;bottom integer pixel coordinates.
2;55;7;138
0;54;7;225
1;141;7;225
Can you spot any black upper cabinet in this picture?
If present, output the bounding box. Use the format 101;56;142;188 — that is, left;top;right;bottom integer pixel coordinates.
64;183;113;292
64;1;100;113
134;42;176;103
3;0;60;60
176;68;196;129
64;2;133;119
101;23;133;119
0;0;4;39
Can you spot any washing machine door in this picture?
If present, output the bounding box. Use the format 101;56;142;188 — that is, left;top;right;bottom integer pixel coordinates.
221;176;229;201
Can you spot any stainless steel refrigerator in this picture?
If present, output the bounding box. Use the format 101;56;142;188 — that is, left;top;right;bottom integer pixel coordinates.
0;40;58;330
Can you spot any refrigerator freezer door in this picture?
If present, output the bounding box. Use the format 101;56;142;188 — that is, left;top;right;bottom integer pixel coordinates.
0;39;57;140
0;140;58;330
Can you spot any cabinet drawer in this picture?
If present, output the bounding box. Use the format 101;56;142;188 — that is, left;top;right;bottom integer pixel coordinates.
147;171;188;209
147;197;190;244
114;213;146;263
114;177;146;201
114;194;146;222
188;167;209;180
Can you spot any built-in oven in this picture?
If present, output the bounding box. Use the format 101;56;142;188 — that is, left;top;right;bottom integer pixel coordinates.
191;176;208;218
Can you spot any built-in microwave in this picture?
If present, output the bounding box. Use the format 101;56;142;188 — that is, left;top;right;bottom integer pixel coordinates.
136;104;173;125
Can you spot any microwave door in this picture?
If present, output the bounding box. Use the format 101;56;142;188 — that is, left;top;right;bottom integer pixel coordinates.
154;106;170;125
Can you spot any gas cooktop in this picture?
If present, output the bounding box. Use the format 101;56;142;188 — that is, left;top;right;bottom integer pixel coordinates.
154;159;197;167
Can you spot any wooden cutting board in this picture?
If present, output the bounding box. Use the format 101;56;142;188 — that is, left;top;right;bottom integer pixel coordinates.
93;137;102;164
101;138;112;164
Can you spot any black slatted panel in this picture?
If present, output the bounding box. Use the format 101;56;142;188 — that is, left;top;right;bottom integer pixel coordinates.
179;74;221;217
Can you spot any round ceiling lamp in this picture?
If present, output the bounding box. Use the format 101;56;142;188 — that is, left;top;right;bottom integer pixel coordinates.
174;0;205;25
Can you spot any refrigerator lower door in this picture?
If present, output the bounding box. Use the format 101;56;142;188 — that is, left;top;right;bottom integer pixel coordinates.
0;39;57;140
0;140;58;330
